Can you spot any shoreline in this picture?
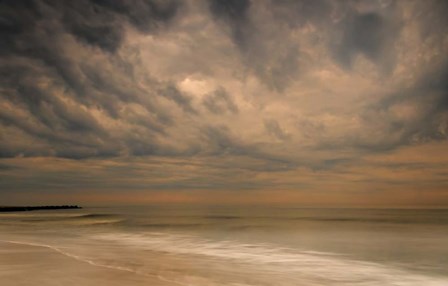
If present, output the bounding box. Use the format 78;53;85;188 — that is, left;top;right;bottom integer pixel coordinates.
0;241;172;286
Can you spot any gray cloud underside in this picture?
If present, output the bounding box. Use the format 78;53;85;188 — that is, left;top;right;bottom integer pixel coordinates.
0;0;447;172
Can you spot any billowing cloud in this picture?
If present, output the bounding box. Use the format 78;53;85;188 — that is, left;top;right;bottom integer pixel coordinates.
0;0;447;206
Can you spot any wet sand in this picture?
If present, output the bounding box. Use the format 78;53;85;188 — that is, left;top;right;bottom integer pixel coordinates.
0;241;171;286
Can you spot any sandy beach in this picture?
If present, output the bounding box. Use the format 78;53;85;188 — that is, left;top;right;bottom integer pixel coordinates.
1;207;448;285
0;241;171;286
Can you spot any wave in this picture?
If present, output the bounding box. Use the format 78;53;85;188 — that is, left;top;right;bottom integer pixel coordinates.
0;213;86;218
2;231;448;286
2;223;448;285
64;213;125;225
93;232;448;286
0;212;125;226
75;213;120;219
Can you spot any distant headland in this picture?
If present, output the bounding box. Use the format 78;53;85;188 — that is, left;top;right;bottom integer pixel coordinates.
0;205;82;212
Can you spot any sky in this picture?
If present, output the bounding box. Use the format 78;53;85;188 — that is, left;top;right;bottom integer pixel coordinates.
0;0;447;207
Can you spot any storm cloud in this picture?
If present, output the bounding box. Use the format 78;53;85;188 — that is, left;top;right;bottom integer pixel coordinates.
0;0;447;206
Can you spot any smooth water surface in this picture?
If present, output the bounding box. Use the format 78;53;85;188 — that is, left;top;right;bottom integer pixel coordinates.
1;206;447;285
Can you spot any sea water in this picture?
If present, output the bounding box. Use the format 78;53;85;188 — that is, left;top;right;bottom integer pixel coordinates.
1;205;448;285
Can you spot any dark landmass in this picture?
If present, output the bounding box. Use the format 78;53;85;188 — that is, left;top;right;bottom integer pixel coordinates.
0;205;82;212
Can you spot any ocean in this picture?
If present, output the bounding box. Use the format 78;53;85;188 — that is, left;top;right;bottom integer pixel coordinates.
1;205;448;285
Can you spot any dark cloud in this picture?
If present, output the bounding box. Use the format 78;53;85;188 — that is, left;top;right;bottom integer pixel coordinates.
382;62;448;143
269;0;333;28
0;0;181;55
346;12;383;61
92;0;181;33
413;0;448;40
264;119;290;141
200;125;246;156
208;0;302;92
208;0;251;47
202;87;238;114
314;58;448;154
59;0;181;52
160;84;197;114
334;12;387;67
349;56;447;153
0;0;446;169
60;1;124;53
0;0;187;159
0;0;41;55
0;0;447;205
0;57;121;159
198;124;301;172
249;43;300;92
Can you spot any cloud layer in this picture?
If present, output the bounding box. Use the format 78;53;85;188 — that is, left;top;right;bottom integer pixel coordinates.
0;0;447;205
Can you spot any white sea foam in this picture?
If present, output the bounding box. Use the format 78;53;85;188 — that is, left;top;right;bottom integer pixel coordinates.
2;207;448;286
92;232;448;286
